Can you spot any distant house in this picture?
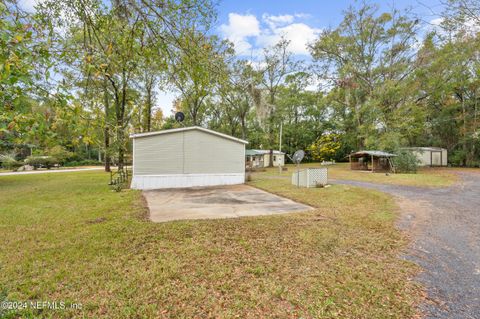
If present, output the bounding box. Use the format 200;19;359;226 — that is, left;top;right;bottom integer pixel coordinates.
130;126;248;189
246;149;285;168
403;147;448;166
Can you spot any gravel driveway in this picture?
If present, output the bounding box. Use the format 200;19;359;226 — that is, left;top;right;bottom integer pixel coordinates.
333;172;480;319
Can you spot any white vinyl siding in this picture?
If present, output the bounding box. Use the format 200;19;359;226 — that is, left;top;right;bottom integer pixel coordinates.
184;130;244;174
133;129;245;175
261;153;285;167
133;132;184;175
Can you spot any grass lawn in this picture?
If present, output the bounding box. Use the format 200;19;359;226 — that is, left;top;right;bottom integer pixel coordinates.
0;171;420;318
256;162;458;188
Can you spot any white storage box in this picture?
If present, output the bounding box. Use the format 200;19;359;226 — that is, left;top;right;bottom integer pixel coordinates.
292;167;328;188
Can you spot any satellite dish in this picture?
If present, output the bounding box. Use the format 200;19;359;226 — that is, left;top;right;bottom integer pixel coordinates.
175;112;185;123
292;150;305;164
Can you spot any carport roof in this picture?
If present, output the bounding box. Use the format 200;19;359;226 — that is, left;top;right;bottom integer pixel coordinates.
350;150;397;158
129;126;248;144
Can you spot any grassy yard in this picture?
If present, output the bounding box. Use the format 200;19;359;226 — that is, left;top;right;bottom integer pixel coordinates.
257;162;458;188
0;171;420;318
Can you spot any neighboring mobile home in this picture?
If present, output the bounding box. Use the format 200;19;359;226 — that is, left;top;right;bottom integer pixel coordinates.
245;149;285;168
130;126;248;190
403;147;448;166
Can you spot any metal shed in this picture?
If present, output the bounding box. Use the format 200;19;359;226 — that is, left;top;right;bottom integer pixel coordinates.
130;126;248;190
403;147;448;166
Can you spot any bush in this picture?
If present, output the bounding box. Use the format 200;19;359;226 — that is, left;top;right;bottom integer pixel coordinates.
0;153;22;171
25;156;57;169
46;145;74;165
392;150;419;173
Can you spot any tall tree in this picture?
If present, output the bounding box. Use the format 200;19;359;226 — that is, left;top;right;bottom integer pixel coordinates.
309;2;420;150
256;38;300;165
0;0;53;152
170;33;233;126
216;59;258;139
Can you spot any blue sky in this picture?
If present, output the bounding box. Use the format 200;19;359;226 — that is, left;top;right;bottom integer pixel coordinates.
215;0;444;57
20;0;446;114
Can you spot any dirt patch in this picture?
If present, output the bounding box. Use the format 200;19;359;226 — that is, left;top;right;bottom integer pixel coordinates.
395;196;434;233
86;217;107;224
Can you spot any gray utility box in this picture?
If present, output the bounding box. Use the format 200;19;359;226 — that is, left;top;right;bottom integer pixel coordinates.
292;167;328;188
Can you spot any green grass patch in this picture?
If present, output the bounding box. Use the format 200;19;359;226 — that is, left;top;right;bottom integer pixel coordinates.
0;171;421;318
255;162;458;187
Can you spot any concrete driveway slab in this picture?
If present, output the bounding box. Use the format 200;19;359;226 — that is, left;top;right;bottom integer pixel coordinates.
143;184;313;222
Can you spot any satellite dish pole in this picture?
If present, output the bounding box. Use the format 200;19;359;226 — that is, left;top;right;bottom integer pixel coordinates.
278;122;283;174
292;150;305;187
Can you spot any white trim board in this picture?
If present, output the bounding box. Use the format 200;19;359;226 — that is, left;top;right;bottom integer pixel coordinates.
131;173;245;190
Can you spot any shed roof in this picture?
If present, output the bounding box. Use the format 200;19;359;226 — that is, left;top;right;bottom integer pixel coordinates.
130;126;248;144
350;150;397;158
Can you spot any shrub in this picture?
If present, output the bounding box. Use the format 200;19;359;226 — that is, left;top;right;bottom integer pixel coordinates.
46;146;74;165
25;156;57;169
0;152;22;171
308;134;342;162
392;150;419;173
449;150;466;166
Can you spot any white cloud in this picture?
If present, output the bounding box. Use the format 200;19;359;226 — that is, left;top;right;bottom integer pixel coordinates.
424;17;480;39
257;22;321;55
262;13;295;28
19;0;40;12
294;13;311;19
219;12;320;57
246;60;267;71
430;17;443;26
219;13;261;54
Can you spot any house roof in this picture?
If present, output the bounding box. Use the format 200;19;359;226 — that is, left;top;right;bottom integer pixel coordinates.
245;149;285;156
129;126;248;144
245;149;262;156
350;150;397;158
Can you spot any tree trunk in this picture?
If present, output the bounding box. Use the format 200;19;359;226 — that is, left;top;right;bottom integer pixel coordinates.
462;92;467;166
103;78;111;172
144;76;153;132
240;116;246;140
269;149;274;167
117;108;125;170
117;70;128;170
191;99;199;126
